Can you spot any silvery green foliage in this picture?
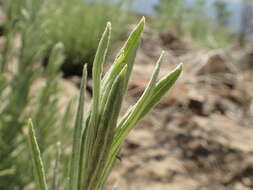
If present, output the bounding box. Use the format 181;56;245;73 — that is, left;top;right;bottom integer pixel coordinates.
28;18;182;190
28;120;48;190
0;0;67;189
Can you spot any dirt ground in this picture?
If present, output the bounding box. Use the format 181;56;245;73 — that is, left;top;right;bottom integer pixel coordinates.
102;26;253;190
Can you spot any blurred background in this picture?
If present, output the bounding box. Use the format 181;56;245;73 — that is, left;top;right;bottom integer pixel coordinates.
0;0;253;189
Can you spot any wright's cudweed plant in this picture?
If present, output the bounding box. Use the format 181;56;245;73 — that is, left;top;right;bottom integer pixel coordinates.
27;18;182;190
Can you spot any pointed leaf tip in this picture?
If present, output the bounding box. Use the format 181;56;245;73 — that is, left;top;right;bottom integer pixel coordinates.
54;42;64;50
175;63;183;74
139;17;145;29
157;51;165;67
140;16;145;24
28;118;32;125
106;22;112;28
119;65;128;77
83;64;87;74
27;119;48;190
178;63;183;70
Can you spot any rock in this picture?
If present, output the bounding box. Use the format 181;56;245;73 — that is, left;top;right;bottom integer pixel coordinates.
198;52;228;74
195;50;237;75
159;28;188;56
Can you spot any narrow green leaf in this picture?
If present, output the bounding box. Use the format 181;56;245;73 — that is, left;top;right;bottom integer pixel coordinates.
95;145;121;190
139;63;183;120
80;23;111;189
104;58;182;190
85;23;111;165
91;53;162;189
117;63;182;127
0;168;15;177
115;52;164;138
102;17;145;83
46;42;65;75
87;66;127;190
52;142;61;190
100;17;145;106
92;22;111;122
78;116;89;189
101;53;164;179
27;119;48;190
68;65;87;190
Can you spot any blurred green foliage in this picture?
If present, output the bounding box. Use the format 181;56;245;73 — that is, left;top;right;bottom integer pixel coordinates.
213;0;232;27
0;0;73;189
40;0;133;76
154;0;184;34
154;0;234;48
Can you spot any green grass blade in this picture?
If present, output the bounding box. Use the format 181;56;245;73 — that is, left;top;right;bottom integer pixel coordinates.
0;168;15;177
80;23;111;188
95;145;121;190
85;22;111;161
139;63;183;120
87;66;127;190
91;22;111;125
46;42;65;77
68;65;87;190
115;52;164;137
52;142;61;190
27;119;48;190
101;17;145;100
78;118;89;189
103;58;182;189
99;53;163;183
